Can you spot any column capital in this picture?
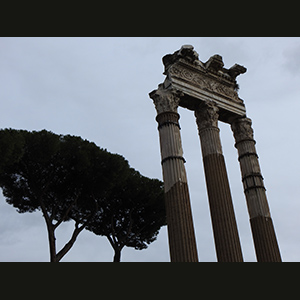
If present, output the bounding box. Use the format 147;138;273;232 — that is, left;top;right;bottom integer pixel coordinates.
194;101;219;131
231;117;254;143
149;84;183;115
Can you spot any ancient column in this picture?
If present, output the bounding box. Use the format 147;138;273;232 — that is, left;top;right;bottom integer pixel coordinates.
231;117;281;262
149;85;199;262
195;102;244;262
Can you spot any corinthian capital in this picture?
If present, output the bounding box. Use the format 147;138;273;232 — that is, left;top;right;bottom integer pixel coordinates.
231;117;254;142
194;101;219;131
149;84;183;115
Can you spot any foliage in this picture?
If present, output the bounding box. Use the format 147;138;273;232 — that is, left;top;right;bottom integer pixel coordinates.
0;128;166;262
0;128;26;173
86;168;166;262
0;128;130;261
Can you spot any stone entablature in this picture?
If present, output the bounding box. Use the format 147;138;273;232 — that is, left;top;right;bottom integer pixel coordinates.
161;45;247;122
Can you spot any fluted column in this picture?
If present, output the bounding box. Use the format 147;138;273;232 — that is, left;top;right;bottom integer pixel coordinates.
195;102;243;262
149;85;198;262
231;117;281;262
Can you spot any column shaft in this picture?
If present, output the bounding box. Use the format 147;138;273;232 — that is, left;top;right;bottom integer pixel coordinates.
231;117;281;262
150;87;198;262
195;103;243;262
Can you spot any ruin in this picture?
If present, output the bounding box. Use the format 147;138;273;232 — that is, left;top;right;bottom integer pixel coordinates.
149;45;281;262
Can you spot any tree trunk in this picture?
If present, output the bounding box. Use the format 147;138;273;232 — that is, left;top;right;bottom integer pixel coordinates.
40;198;88;262
46;224;57;262
39;198;58;262
113;248;121;262
106;235;123;262
45;217;85;262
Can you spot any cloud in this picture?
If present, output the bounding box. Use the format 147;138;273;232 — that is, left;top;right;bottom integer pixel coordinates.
0;37;299;261
281;40;300;77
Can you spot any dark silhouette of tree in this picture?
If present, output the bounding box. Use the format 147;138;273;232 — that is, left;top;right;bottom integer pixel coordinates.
0;128;26;173
0;128;130;262
86;168;166;262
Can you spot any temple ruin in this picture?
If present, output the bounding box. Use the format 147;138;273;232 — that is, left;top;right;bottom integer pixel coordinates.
149;45;281;262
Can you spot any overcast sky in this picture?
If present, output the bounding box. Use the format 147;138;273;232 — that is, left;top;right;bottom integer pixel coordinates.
0;37;299;262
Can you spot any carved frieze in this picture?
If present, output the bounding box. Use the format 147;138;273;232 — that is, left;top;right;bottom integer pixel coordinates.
152;45;247;121
168;64;240;102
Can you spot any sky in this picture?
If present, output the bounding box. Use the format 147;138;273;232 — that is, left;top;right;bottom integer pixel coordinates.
0;37;299;262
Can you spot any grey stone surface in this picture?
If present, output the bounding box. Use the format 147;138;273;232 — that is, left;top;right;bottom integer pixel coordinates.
161;46;247;121
231;117;281;262
149;45;281;262
195;103;243;262
149;88;198;262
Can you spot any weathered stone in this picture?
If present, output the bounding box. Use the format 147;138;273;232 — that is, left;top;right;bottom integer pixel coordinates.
204;54;224;72
161;47;247;122
149;84;182;115
149;88;198;262
228;64;247;80
164;181;199;262
231;117;281;262
195;103;243;262
162;45;200;71
149;45;281;262
250;216;282;262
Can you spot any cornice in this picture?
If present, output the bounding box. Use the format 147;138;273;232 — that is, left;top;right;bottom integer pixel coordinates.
160;45;247;122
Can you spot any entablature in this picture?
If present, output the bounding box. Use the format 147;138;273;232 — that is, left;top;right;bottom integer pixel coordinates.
161;45;247;123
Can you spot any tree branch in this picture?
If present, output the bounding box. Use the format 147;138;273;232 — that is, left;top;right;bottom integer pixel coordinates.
55;209;96;262
106;234;115;248
53;190;82;230
55;221;85;262
53;201;74;230
126;209;134;238
111;215;118;245
49;203;57;223
38;196;52;228
118;209;134;245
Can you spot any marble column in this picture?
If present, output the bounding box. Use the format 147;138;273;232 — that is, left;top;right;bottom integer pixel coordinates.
149;85;199;262
195;102;243;262
231;117;281;262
